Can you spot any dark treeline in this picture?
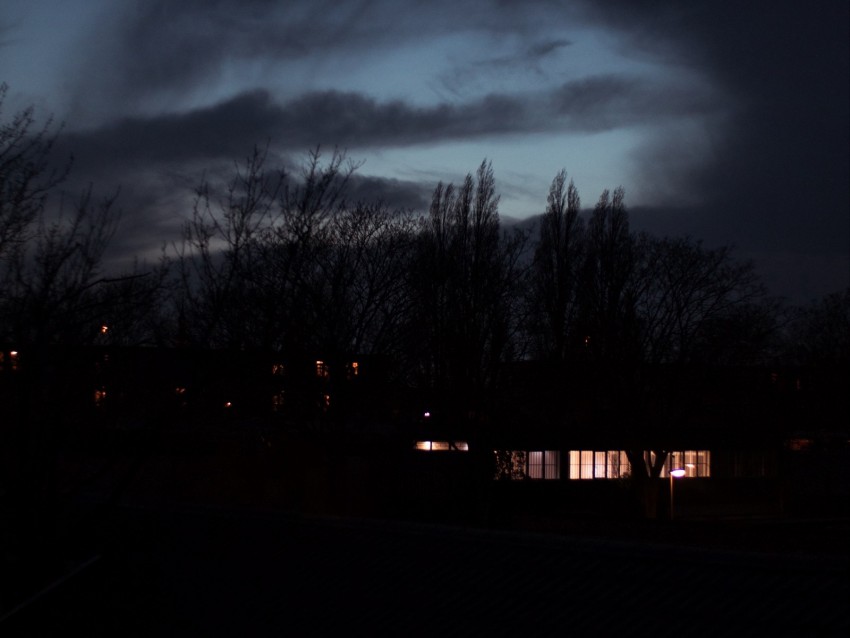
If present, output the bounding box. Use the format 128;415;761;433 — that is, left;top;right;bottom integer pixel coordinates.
2;86;848;412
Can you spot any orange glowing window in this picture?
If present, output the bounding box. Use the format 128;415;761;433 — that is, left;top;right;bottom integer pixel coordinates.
415;441;469;452
315;360;329;378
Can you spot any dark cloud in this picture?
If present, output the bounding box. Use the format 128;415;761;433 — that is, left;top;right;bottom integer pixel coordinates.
550;74;718;131
575;0;849;300
527;38;572;58
345;174;432;212
61;73;716;181
12;0;844;302
70;0;562;116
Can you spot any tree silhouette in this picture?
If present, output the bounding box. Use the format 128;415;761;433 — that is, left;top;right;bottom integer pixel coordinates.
406;160;526;424
527;170;585;361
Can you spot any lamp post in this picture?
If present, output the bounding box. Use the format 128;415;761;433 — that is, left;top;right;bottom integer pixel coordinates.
669;468;686;520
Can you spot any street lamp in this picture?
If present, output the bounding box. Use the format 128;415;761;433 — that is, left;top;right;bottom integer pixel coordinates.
669;468;686;520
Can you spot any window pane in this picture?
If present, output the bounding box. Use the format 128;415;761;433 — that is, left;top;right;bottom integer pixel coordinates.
698;450;710;477
544;450;560;479
569;451;581;479
528;451;543;479
580;451;593;479
607;450;622;478
594;451;606;478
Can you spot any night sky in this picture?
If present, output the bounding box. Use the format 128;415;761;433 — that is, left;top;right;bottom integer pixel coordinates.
3;0;848;303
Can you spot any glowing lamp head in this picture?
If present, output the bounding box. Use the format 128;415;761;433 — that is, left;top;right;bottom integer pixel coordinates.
670;468;686;478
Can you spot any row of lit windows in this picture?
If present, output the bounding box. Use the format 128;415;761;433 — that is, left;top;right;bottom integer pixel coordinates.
91;385;334;413
314;360;359;379
494;450;712;480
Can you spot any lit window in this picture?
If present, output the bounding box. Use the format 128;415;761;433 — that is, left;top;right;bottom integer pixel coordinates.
606;450;629;478
94;388;107;407
666;451;711;477
528;451;560;479
493;451;527;479
415;441;469;452
315;360;329;378
494;450;559;479
569;451;631;479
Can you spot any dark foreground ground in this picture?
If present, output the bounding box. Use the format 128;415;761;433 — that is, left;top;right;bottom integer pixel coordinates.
2;434;848;636
1;504;847;637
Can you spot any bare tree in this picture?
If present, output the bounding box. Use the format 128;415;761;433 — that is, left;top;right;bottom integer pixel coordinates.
312;201;417;359
407;160;526;422
0;83;67;262
176;145;285;349
528;170;584;361
636;236;767;366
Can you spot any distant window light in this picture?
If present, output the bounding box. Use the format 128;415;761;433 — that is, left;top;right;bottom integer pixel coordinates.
272;363;285;376
788;438;812;452
94;388;107;407
175;387;187;395
415;441;468;452
100;324;109;335
9;350;19;371
316;360;329;379
272;391;285;412
347;361;359;378
224;401;233;409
